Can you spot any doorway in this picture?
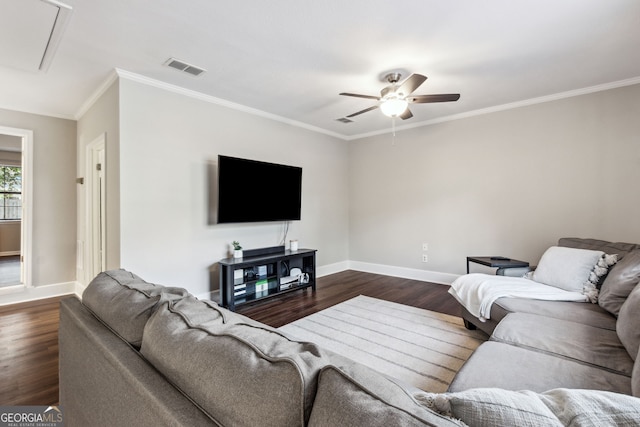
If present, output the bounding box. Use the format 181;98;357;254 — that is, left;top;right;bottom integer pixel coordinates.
0;126;33;289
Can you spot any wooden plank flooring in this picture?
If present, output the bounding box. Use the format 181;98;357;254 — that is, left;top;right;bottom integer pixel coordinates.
0;295;66;406
0;271;460;405
237;270;461;327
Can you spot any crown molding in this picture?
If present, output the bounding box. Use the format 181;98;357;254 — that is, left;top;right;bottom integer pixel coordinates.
75;69;640;140
112;69;349;140
0;103;75;121
345;76;640;141
74;70;119;119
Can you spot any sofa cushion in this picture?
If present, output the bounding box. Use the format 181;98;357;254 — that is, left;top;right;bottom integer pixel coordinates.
492;313;633;376
141;298;330;427
448;342;632;395
156;293;261;328
492;297;618;330
617;282;640;361
558;237;639;260
531;246;606;294
82;269;189;347
417;387;640;427
308;364;462;427
59;297;218;427
599;249;640;316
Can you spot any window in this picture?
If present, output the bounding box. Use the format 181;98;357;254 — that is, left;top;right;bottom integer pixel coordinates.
0;165;21;220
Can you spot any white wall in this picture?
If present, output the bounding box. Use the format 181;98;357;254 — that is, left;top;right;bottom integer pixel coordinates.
77;80;120;285
349;83;640;277
118;78;349;297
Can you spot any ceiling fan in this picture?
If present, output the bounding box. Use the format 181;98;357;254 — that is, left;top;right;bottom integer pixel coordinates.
340;72;460;120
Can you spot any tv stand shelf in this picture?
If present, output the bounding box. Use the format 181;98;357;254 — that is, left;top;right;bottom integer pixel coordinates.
218;248;317;311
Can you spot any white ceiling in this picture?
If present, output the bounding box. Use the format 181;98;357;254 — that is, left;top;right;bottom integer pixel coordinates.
1;0;639;139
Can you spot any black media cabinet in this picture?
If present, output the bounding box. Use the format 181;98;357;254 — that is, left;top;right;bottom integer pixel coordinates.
218;248;317;311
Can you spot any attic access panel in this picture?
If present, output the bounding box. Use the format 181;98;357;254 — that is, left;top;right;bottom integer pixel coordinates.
0;0;72;72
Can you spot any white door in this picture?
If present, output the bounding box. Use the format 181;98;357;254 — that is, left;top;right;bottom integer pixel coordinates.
87;136;106;281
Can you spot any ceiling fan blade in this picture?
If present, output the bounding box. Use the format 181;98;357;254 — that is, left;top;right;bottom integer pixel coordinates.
346;105;379;118
399;108;413;120
396;73;427;96
408;94;460;103
339;92;380;100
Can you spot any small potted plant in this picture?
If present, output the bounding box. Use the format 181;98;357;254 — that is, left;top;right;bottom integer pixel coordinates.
232;241;243;259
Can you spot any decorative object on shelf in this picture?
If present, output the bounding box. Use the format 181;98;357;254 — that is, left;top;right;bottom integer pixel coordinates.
290;239;299;251
232;241;243;259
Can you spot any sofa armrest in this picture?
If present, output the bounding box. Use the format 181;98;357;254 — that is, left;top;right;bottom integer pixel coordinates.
59;297;217;427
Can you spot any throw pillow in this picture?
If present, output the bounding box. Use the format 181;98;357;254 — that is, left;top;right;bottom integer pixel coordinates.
531;246;616;301
599;249;640;316
416;388;640;427
415;388;561;426
539;388;640;426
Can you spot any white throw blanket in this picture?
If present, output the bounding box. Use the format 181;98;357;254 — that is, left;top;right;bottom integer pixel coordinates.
448;273;588;322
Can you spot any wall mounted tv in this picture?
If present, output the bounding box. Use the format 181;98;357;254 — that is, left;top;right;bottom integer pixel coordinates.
213;155;302;224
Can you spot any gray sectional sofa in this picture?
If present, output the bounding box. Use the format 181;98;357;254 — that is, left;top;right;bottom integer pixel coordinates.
450;238;640;397
59;269;460;427
59;260;640;426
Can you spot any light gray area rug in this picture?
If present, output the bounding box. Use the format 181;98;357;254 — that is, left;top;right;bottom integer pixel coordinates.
278;295;486;393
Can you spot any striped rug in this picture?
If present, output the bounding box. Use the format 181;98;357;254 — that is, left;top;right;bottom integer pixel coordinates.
278;295;486;393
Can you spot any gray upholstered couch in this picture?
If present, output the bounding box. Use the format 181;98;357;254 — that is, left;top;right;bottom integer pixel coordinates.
59;269;460;427
450;238;640;397
60;267;640;426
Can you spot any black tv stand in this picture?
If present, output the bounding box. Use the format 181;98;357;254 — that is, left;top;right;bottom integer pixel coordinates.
218;248;317;311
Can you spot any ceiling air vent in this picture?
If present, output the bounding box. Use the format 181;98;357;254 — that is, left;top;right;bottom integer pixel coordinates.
336;117;354;123
164;57;206;76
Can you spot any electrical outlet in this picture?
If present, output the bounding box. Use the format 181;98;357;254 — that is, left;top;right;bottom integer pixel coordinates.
422;254;428;262
422;243;428;251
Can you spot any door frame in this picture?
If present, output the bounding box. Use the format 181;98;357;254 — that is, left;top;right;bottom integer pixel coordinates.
85;134;106;284
0;125;33;287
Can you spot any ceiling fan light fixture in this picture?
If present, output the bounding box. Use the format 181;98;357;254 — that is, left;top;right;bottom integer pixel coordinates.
380;98;408;117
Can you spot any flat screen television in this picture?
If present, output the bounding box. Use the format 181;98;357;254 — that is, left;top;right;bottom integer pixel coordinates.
213;155;302;224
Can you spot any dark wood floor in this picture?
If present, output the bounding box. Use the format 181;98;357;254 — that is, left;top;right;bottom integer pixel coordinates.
0;295;65;406
237;270;461;327
0;270;460;405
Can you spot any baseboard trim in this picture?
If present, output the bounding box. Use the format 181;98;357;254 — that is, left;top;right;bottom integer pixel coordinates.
0;262;458;307
348;261;459;285
74;281;88;299
0;251;20;257
0;281;80;306
317;261;350;278
317;259;459;285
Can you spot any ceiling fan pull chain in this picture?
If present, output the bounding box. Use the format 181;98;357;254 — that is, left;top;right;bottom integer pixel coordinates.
392;117;397;145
